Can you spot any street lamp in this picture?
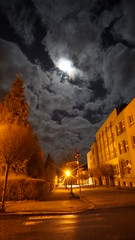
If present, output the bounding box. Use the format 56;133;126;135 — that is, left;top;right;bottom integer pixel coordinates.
65;170;73;194
66;170;70;177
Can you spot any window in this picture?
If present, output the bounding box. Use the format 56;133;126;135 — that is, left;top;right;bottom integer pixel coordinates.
129;114;134;127
123;181;126;186
116;120;125;136
119;121;122;133
119;140;129;154
126;160;132;173
123;139;129;152
116;125;120;136
118;142;123;155
121;120;125;132
121;160;132;174
131;135;135;149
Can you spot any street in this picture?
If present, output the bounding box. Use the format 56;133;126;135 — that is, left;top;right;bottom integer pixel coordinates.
1;206;135;240
1;186;135;240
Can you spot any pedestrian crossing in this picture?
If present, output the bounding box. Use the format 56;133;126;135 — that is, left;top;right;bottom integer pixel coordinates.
23;213;106;227
23;214;76;226
22;213;115;240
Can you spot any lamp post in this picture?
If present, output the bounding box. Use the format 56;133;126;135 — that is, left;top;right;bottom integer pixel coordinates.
75;150;81;194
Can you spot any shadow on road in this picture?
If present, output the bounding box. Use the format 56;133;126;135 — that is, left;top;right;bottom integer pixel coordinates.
45;187;79;201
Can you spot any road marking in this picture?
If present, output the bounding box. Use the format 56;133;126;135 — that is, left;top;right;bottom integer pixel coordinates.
24;213;106;228
24;214;76;226
24;221;43;226
28;215;76;220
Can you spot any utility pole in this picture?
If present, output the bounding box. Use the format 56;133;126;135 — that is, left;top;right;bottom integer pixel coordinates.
75;150;81;195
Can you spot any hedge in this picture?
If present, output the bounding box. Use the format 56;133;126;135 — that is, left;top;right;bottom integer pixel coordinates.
0;177;53;201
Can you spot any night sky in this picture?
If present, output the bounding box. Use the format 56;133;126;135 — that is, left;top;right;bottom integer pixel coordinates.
0;0;135;163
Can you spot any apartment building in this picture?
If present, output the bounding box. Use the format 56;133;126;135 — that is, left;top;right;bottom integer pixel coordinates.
87;98;135;187
87;141;99;169
114;98;135;187
96;108;119;186
87;141;99;185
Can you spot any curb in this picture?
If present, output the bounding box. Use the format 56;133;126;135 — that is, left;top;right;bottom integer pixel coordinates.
73;193;96;209
73;192;135;210
0;209;88;217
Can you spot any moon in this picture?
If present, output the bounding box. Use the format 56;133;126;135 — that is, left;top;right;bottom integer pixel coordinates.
57;58;75;77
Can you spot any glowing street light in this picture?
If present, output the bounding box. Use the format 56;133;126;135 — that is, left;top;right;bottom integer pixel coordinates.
65;169;73;194
66;170;71;177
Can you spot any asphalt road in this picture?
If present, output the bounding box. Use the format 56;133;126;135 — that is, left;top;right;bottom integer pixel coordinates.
1;186;135;240
1;206;135;240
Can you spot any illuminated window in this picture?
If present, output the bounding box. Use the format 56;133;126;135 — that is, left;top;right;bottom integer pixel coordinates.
116;120;125;136
118;140;129;154
126;160;132;174
121;160;132;174
128;114;134;127
121;120;125;133
123;139;129;152
118;142;123;154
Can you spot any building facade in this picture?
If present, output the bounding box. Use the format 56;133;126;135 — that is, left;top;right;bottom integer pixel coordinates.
87;98;135;187
114;98;135;187
87;141;99;185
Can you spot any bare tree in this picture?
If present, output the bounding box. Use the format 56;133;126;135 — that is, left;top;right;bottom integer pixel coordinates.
100;164;116;187
0;124;37;212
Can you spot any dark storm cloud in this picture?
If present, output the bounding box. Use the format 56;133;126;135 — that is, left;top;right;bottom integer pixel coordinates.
0;38;95;160
0;39;31;93
114;0;135;44
37;0;101;81
44;19;101;81
0;0;135;162
102;43;135;104
0;0;36;45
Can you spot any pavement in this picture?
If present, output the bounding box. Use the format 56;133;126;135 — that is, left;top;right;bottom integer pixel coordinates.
77;186;135;209
1;185;135;215
0;186;88;215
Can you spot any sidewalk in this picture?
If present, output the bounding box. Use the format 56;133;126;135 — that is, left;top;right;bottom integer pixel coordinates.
0;187;88;215
74;186;135;209
1;186;135;215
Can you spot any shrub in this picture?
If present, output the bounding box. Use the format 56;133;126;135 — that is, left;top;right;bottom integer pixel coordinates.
0;176;51;201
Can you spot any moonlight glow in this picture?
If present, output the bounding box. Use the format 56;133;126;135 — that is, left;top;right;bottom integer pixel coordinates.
57;58;76;77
